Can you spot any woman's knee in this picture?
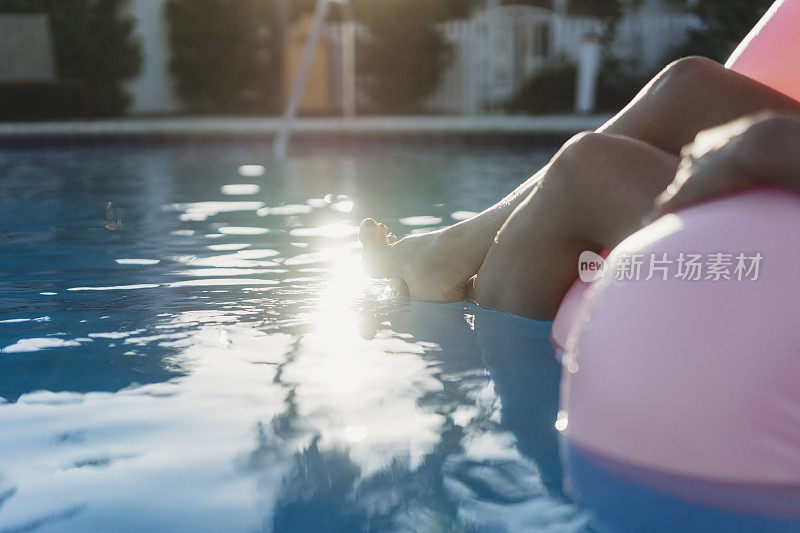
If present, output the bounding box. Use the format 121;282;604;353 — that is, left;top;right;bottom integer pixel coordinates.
547;131;617;192
557;131;613;161
549;130;674;191
647;56;723;98
544;131;678;240
504;132;615;233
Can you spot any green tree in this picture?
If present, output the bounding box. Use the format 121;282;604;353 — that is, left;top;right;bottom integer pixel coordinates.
0;0;141;116
505;60;577;114
679;0;774;62
354;0;473;113
165;0;279;114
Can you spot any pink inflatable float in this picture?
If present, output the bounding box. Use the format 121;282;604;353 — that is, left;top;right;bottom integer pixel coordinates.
564;188;800;521
726;0;800;100
552;0;800;355
558;1;800;528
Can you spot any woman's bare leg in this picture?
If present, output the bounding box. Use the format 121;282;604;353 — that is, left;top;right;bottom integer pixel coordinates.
359;169;546;301
599;56;800;154
360;57;800;302
470;133;678;320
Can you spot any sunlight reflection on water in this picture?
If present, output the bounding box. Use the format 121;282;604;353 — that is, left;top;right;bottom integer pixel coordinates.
0;145;587;532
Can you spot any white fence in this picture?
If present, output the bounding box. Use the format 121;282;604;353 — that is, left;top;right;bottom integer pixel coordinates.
426;6;697;114
427;6;558;114
610;13;699;72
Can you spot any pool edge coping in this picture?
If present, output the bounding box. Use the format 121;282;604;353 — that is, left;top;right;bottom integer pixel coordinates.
0;115;611;147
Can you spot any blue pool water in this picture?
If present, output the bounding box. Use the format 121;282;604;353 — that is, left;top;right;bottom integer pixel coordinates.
0;143;594;531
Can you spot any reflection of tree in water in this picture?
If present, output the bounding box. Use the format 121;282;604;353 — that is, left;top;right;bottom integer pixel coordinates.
246;302;586;532
268;434;476;532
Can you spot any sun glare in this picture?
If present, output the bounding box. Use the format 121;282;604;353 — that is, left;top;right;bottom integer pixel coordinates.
314;244;369;327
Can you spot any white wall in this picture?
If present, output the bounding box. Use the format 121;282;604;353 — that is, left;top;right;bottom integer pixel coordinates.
0;14;56;81
125;0;180;114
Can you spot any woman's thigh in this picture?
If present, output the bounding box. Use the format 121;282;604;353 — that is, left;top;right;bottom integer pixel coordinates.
470;132;679;320
601;56;800;155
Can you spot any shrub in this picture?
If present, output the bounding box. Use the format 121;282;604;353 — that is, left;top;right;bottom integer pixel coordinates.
612;0;776;110
673;0;775;62
595;58;652;112
504;0;678;115
0;81;89;120
165;0;279;114
506;56;656;115
0;0;141;117
353;0;472;113
505;60;577;114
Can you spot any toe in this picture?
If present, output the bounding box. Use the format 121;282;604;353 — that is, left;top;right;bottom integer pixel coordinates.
359;219;381;249
377;223;388;243
386;233;398;244
359;218;392;278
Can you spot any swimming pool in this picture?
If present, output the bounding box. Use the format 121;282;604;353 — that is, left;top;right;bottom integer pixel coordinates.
0;142;593;531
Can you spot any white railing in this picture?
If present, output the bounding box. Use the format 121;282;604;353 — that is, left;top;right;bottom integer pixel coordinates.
610;13;699;71
552;16;604;58
427;6;556;114
427;6;696;114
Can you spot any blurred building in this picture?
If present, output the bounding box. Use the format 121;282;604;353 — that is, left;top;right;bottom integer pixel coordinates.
124;0;179;114
114;0;697;115
0;13;87;120
0;14;56;83
122;0;343;115
283;14;336;115
427;0;697;113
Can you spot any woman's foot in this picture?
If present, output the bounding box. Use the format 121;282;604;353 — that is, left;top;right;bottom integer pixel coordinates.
358;218;479;302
